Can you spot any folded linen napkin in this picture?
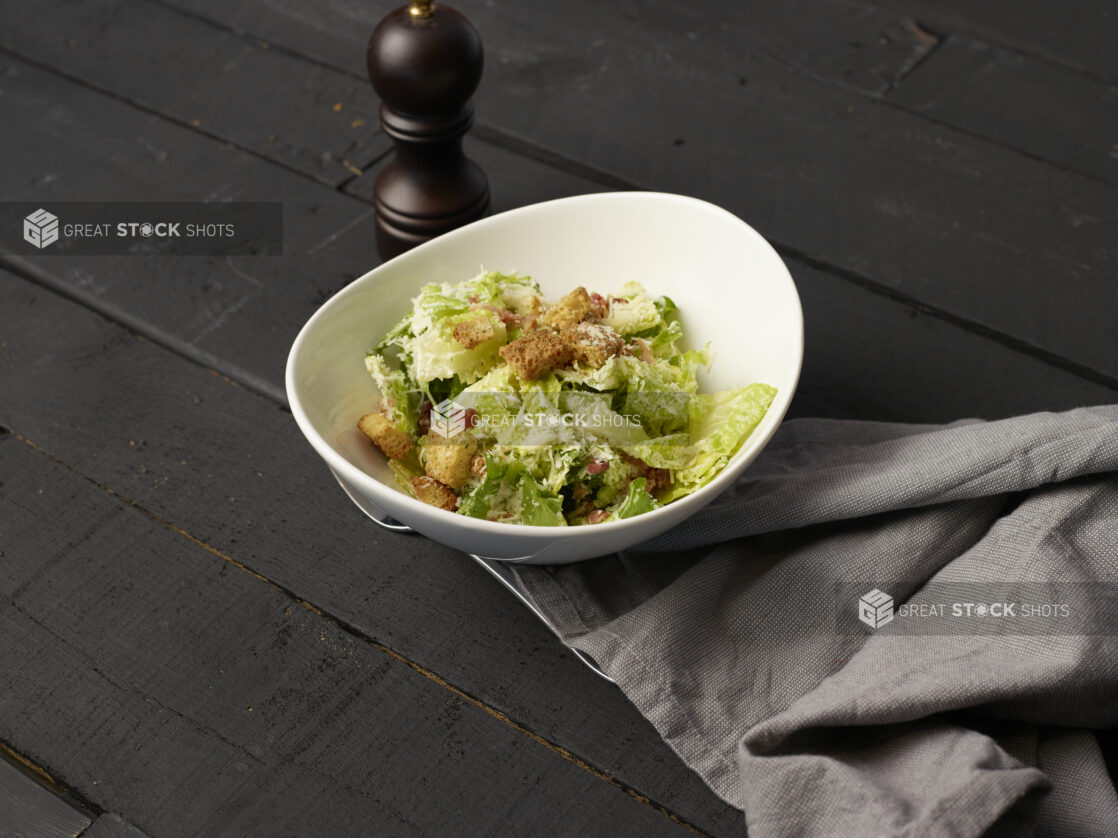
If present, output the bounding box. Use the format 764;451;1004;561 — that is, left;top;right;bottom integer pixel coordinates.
508;406;1118;838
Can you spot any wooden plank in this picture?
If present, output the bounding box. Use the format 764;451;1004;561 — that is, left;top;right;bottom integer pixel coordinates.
0;42;1114;834
0;0;390;185
2;47;1105;424
788;258;1118;422
0;54;378;401
0;1;1109;835
155;0;938;95
0;271;742;836
0;758;91;838
81;814;152;838
876;0;1118;80
133;0;1118;385
888;36;1118;185
3;249;1116;834
0;436;701;838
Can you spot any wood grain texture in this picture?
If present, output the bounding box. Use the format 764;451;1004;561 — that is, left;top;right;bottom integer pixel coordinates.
2;49;1113;427
0;759;91;838
0;54;377;400
0;270;741;836
155;0;938;95
875;0;1118;80
81;814;152;838
462;3;1118;386
787;257;1118;421
1;5;1116;831
0;0;390;185
0;435;702;838
3;248;1116;835
135;0;1118;384
888;36;1118;185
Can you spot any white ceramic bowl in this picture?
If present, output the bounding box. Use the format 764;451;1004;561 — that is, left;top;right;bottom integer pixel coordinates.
287;192;802;563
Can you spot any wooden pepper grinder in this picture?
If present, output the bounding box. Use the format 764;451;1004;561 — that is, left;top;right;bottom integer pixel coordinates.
367;0;490;259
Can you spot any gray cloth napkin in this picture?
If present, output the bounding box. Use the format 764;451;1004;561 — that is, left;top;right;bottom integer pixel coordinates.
508;406;1118;838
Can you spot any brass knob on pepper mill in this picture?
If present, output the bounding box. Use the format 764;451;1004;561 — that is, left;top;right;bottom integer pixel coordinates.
367;0;490;259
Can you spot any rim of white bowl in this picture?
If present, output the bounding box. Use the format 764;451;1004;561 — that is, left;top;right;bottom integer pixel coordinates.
286;191;803;538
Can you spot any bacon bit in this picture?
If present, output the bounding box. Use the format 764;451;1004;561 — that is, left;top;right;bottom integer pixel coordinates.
572;499;595;518
571;485;590;501
417;400;432;436
589;292;608;318
522;312;539;331
587;509;610;524
608;296;628;306
617;452;667;494
467;295;479;303
471;454;487;478
646;467;670;493
619;450;645;469
586;459;610;475
470;302;520;325
463;408;479;428
633;337;654;363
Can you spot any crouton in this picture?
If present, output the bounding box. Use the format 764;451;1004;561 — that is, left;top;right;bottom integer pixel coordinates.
358;411;411;460
411;476;458;511
452;316;496;349
498;328;573;380
541;286;594;329
424;438;477;490
561;321;624;368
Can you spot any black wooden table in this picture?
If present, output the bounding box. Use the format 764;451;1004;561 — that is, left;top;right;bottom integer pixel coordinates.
1;1;1115;836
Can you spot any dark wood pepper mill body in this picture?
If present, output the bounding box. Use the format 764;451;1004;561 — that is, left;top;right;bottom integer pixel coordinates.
367;1;489;260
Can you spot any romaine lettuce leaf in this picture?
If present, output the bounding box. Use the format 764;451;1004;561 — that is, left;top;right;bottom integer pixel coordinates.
388;458;422;496
631;296;683;358
646;319;684;357
603;282;662;335
621;385;690;437
458;456;503;519
457;453;565;525
590;451;642;505
563;352;707;395
409;271;524;336
514;469;567;526
365;353;418;435
411;283;472;334
499;276;542;315
620;434;693;471
607;477;661;520
668;382;777;497
410;313;507;387
542;445;583;494
375;309;413;354
456;366;521;438
424;375;464;407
